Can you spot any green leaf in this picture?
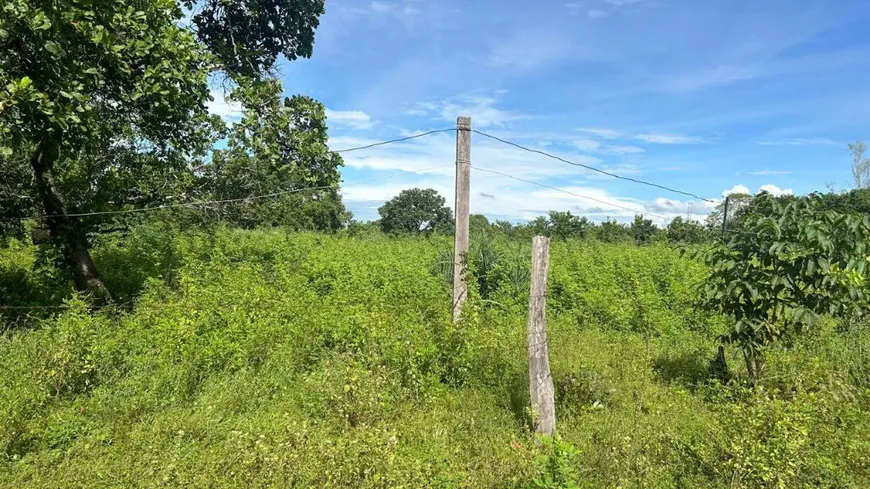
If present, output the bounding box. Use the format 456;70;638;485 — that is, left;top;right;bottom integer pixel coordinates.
44;40;65;56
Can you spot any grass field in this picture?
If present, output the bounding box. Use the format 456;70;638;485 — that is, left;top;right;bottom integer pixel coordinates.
1;225;869;488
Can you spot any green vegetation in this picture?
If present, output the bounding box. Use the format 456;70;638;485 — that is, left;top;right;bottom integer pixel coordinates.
0;0;331;297
3;1;870;485
378;188;453;235
697;193;870;385
2;225;869;488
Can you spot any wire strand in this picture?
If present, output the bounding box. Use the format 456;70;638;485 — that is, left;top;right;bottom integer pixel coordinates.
55;185;339;218
471;165;668;220
333;129;455;153
472;129;715;203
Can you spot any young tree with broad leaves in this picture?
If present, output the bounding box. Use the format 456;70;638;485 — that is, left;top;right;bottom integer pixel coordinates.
697;193;870;384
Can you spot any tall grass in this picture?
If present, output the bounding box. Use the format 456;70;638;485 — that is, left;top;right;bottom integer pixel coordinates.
0;225;868;488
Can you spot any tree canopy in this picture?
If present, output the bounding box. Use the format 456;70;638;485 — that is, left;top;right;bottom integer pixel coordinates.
0;0;331;299
378;188;452;234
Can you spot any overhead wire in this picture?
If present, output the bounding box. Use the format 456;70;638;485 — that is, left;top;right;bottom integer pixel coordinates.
471;165;669;220
1;130;458;222
332;128;455;153
472;129;716;203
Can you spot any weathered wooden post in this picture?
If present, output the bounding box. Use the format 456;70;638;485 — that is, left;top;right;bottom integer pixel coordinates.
452;116;471;322
528;235;556;436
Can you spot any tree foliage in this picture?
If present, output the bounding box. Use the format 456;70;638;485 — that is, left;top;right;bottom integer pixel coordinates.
630;215;659;245
206;78;348;230
697;193;870;383
665;216;709;244
378;188;451;234
0;0;330;298
187;0;324;77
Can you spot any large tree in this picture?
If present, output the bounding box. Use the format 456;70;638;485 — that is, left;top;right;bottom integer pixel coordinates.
206;78;348;231
378;188;452;234
0;0;327;299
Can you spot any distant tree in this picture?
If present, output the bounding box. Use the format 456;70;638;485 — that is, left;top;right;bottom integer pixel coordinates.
0;152;36;241
666;216;709;244
595;218;631;243
815;189;870;215
547;211;590;240
469;214;491;235
527;216;550;237
850;141;870;189
492;220;515;235
378;188;452;234
518;211;590;240
631;215;659;245
706;193;754;235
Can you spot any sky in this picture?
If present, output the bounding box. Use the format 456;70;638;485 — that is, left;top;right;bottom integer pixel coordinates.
210;0;870;224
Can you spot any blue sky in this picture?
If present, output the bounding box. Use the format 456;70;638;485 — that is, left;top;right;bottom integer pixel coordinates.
210;0;870;224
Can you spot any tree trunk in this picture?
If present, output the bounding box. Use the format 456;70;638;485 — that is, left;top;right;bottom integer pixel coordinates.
29;139;111;303
743;348;764;387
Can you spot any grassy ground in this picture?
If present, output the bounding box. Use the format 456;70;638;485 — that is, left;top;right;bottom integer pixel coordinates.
1;225;868;488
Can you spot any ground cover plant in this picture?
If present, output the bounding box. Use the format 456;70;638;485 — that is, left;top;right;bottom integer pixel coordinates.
1;224;868;488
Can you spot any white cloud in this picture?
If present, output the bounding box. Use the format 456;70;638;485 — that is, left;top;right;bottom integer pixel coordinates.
759;184;793;196
576;127;703;145
588;9;608;18
636;132;704;144
745;170;792;176
604;145;645;155
605;0;645;5
572;138;601;152
577;127;623;139
721;183;793;198
409;94;531;128
325;109;374;130
489;29;579;71
369;1;391;13
206;89;242;121
757;137;839;146
565;2;583;14
723;185;751;197
660;65;760;92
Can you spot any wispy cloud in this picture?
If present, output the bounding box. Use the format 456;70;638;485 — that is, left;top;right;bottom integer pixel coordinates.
326;109;374;130
489;29;580;71
745;169;793;176
408;93;532;128
572;138;601;151
332;126;705;225
367;0;419;15
636;132;705;144
369;1;392;13
577;127;623;139
576;127;703;146
588;9;608;18
757;137;840;146
605;145;645;155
